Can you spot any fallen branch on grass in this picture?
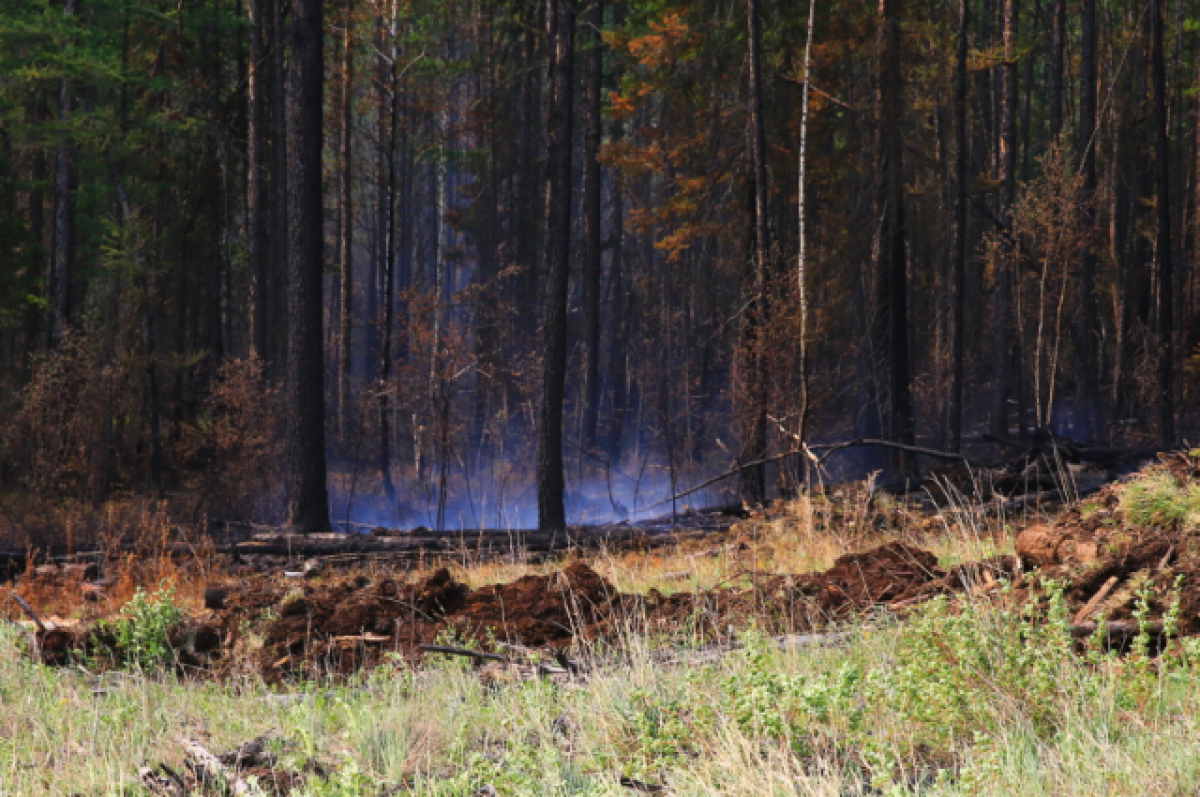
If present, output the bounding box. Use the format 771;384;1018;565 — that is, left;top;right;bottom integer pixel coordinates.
641;439;982;510
1069;620;1165;639
417;644;510;663
10;593;45;632
138;764;187;797
1072;576;1119;624
178;736;254;796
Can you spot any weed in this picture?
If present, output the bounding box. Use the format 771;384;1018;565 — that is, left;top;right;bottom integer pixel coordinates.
93;581;184;671
1119;470;1200;528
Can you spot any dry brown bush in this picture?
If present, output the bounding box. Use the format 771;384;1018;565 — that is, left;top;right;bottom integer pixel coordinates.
175;357;282;523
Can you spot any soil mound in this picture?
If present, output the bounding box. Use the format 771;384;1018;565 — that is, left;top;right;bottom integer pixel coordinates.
818;541;945;607
448;561;618;646
62;455;1200;680
1010;452;1200;633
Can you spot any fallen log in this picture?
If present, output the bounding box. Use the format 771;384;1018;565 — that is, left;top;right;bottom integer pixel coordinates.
1069;620;1165;639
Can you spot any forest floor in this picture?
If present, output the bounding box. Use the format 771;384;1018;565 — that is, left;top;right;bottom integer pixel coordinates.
6;455;1200;794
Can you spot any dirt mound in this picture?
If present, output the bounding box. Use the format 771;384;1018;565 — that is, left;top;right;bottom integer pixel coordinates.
448;561;618;646
1010;453;1200;633
818;541;944;607
192;544;966;678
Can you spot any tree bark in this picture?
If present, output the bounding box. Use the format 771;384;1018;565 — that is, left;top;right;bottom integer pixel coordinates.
949;0;968;452
1074;0;1100;439
337;0;354;436
247;0;268;362
1150;0;1174;444
1048;0;1065;141
877;0;914;476
283;0;330;532
45;0;78;353
378;3;399;503
742;0;770;502
796;0;815;464
267;0;288;379
990;0;1017;441
537;0;575;531
580;0;604;458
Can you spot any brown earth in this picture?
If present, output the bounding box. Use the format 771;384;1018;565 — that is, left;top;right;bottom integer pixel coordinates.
30;539;959;678
1008;452;1200;632
34;453;1200;678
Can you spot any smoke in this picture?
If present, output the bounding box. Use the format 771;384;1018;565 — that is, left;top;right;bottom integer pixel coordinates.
327;454;737;532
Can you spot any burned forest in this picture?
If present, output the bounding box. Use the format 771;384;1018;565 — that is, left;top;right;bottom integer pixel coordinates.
7;0;1200;794
3;0;1199;535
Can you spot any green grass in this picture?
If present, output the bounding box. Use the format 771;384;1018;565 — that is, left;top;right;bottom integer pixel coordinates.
1119;470;1200;529
5;587;1200;796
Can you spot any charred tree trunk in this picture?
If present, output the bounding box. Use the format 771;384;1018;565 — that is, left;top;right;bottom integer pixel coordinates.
268;0;288;378
742;0;770;503
1074;0;1100;438
580;0;604;459
45;0;78;353
283;0;330;532
247;0;268;362
1048;0;1065;141
877;0;914;477
950;0;969;452
990;0;1017;441
537;0;575;531
1150;0;1174;444
378;11;399;503
337;0;354;437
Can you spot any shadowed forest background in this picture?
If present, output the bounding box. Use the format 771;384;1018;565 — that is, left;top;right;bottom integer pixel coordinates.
0;0;1198;534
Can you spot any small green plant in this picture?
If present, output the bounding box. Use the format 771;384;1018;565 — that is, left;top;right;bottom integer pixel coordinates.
1119;470;1200;528
95;582;184;671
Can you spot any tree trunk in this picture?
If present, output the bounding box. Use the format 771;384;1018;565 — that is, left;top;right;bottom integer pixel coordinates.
878;0;914;477
283;0;330;532
796;0;815;463
45;0;78;352
580;0;604;458
742;0;770;503
378;4;399;503
247;0;268;362
268;0;288;379
990;0;1017;441
1193;42;1200;350
337;0;354;437
1048;0;1065;142
1074;0;1100;439
1150;0;1174;444
949;0;968;452
537;0;575;531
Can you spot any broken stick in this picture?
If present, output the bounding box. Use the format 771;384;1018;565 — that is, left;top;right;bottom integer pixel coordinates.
1072;576;1119;625
178;737;253;796
417;644;510;663
11;593;45;632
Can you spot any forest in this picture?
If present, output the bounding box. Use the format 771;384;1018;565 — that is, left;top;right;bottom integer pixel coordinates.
11;1;1200;793
0;0;1196;533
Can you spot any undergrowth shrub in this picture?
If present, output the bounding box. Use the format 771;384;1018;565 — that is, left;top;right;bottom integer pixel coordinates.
1119;469;1200;528
175;356;282;522
94;582;183;670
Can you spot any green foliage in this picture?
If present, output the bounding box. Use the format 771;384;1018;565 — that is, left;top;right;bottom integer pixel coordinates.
94;581;183;671
1119;470;1200;528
